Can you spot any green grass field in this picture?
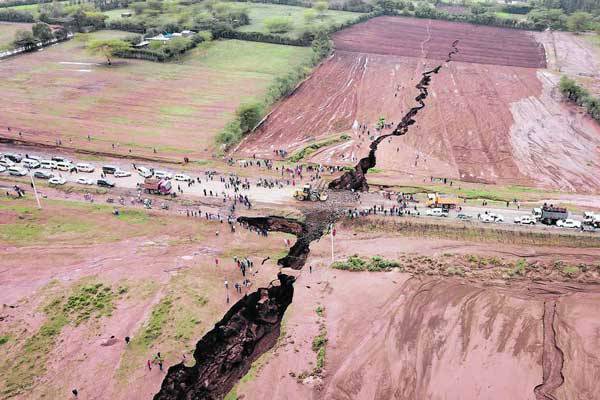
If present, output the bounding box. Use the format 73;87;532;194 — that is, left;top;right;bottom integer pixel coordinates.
239;3;364;38
494;11;527;20
0;21;33;51
0;31;311;158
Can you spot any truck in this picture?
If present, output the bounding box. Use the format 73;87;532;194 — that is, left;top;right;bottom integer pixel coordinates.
293;184;327;202
540;205;568;225
426;193;460;209
143;178;171;195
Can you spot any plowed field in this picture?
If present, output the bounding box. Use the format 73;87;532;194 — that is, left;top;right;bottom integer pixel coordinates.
237;16;600;192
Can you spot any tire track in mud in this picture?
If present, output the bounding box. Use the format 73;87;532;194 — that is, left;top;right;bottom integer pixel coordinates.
534;300;565;400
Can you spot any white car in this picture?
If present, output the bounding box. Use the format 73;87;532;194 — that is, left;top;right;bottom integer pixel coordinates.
557;219;581;229
174;173;191;182
40;160;57;169
22;158;41;169
8;167;28;176
0;165;6;173
154;170;172;180
114;170;132;178
76;177;94;185
0;158;15;168
56;161;74;171
480;213;503;223
514;215;536;225
26;155;42;162
48;177;66;185
426;208;448;217
76;163;95;173
137;166;153;178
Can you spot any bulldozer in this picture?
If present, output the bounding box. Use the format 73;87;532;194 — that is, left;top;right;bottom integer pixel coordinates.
293;183;328;202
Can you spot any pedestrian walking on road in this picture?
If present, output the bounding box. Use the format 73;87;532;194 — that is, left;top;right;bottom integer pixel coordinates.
147;359;152;371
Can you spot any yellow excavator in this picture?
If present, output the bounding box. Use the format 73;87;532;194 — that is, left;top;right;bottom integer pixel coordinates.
293;183;328;202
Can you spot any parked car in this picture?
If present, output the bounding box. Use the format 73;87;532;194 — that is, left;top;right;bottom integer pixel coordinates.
456;213;472;220
556;219;582;229
114;170;132;178
26;155;41;162
426;208;448;217
174;173;191;182
51;156;70;163
480;213;504;223
22;158;41;169
0;165;6;173
137;166;153;178
56;161;74;171
489;213;504;222
154;170;173;180
514;215;536;225
97;179;115;188
76;163;95;173
49;176;66;185
34;171;53;179
40;160;57;169
102;165;118;175
8;167;28;176
3;153;23;163
76;177;94;185
0;158;15;168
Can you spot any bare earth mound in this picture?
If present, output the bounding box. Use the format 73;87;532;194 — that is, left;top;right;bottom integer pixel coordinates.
237;16;600;192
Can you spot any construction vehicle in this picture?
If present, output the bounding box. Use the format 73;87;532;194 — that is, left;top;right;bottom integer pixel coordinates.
142;178;172;195
426;193;460;209
293;184;328;202
540;205;568;225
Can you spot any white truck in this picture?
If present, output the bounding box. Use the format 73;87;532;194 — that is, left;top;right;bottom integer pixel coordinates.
514;215;536;225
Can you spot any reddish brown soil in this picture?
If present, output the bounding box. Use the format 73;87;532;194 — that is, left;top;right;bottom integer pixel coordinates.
332;16;546;68
237;17;600;191
236;230;600;400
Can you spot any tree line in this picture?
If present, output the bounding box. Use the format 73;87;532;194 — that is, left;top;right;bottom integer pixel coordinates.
559;76;600;122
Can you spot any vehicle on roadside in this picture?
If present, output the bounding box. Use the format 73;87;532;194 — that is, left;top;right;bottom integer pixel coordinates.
154;170;172;180
76;177;94;185
26;155;41;162
97;179;115;188
34;171;53;179
8;167;28;176
456;213;472;220
489;213;504;222
102;165;118;175
51;156;70;163
0;165;6;173
540;205;568;225
480;213;504;223
514;215;536;225
583;212;597;225
114;170;131;178
426;208;448;217
0;158;15;168
3;153;23;163
49;176;67;185
56;161;74;171
174;173;191;182
40;160;57;169
22;158;41;169
76;163;95;173
532;207;542;220
142;178;172;195
556;219;582;229
136;166;153;178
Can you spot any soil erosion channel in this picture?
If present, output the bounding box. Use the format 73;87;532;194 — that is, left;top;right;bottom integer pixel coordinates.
154;40;567;399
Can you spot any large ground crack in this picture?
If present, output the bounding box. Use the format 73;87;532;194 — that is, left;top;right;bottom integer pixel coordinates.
329;40;459;191
534;300;565;400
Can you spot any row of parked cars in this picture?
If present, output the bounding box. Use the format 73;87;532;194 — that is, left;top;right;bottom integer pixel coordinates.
0;152;194;189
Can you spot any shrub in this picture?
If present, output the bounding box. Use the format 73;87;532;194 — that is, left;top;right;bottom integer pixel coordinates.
237;102;264;133
264;16;294;33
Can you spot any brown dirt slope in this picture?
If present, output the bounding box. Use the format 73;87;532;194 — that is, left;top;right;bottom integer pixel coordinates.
332;16;546;68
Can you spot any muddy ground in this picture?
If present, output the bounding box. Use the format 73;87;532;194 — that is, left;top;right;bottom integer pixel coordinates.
237;16;600;192
234;224;600;400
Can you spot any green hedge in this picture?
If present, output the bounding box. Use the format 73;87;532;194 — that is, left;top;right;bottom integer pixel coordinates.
0;9;34;23
559;76;600;122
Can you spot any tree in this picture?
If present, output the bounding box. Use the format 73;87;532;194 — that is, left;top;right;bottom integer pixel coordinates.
303;9;317;23
566;11;592;32
264;16;293;33
87;39;131;65
313;1;328;16
13;29;38;51
311;29;332;63
237;102;264;133
32;22;54;43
